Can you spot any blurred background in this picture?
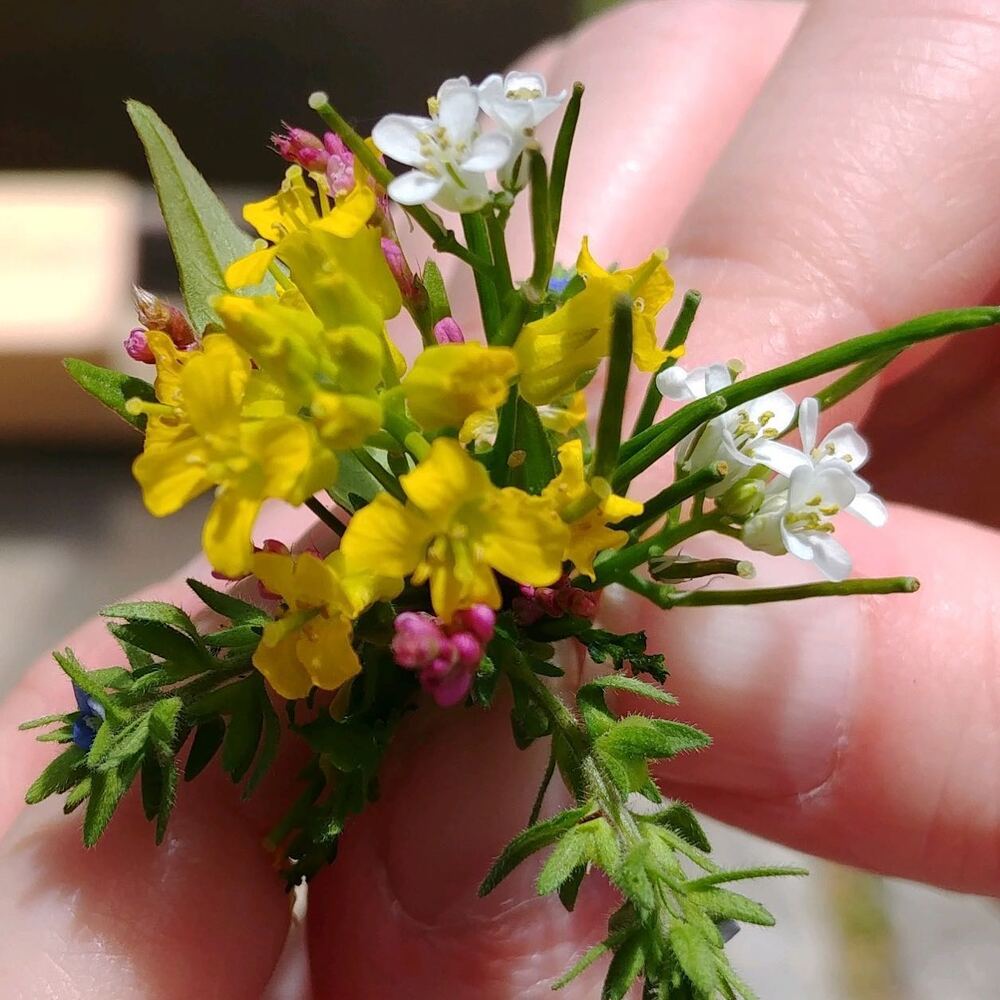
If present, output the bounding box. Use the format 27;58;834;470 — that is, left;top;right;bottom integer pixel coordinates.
1;1;997;996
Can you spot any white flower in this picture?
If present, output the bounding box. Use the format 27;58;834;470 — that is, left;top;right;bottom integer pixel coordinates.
753;397;888;527
477;71;567;184
742;463;865;581
656;363;796;494
372;77;512;213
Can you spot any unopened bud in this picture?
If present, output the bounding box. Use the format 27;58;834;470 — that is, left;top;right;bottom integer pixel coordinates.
453;604;496;644
132;285;196;347
124;328;155;364
272;125;329;173
381;238;417;300
718;477;765;517
323;133;355;196
433;316;465;344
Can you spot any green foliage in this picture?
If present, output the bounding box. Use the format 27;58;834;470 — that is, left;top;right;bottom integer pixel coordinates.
577;627;668;683
510;398;557;494
63;359;156;432
126;100;273;332
422;259;452;324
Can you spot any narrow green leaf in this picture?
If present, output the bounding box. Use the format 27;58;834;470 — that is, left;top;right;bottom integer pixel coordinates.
558;864;587;913
553;938;614;991
598;716;711;761
203;624;263;648
106;621;210;672
668;923;720;996
102;600;201;639
155;759;179;844
35;726;76;744
185;718;226;780
327;451;381;512
149;697;183;751
221;692;263;783
685;866;808;892
616;842;656;915
298;717;380;774
510;398;556;493
91;713;149;772
479;805;590;896
25;745;87;804
63;358;155;432
651;803;712;853
53;648;126;725
243;689;280;798
141;749;164;821
186;578;268;626
689;888;775;927
602;930;646;1000
537;825;592;896
126;100;272;331
580;673;678;707
19;714;70;732
83;759;140;847
63;776;92;815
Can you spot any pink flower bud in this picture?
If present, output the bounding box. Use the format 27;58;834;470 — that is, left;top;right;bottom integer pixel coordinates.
450;631;483;671
453;604;496;643
323;133;355;196
392;612;447;669
124;328;155;364
433;317;465;344
380;238;416;300
426;667;475;708
132;286;196;348
272;126;329;172
565;587;601;620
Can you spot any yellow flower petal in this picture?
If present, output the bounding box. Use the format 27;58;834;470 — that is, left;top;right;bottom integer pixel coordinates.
253;629;314;699
203;489;262;577
225;246;278;290
341;493;431;577
400;438;491;520
311;183;376;238
479;489;568;587
132;434;211;516
296;615;362;691
178;335;250;438
310;392;382;450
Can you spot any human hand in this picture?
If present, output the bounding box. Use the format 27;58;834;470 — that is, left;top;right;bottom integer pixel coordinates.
2;1;999;996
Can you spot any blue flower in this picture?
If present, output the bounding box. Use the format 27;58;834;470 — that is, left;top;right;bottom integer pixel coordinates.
548;273;571;295
71;683;105;751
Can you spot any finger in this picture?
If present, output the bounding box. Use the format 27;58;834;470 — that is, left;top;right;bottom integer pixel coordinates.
601;503;1000;895
0;779;291;998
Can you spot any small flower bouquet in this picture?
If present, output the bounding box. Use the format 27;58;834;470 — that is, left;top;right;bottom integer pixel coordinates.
20;72;1000;998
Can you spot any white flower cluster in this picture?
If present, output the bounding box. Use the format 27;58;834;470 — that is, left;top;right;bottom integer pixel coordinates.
658;365;888;581
372;72;566;213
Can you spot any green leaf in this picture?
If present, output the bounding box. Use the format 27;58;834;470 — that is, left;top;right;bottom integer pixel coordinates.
102;600;202;639
668;923;719;997
35;726;76;744
577;628;667;683
90;713;149;772
19;714;71;732
327;451;382;512
602;930;646;1000
479;805;590;896
149;697;183;751
598;716;711;761
84;759;141;847
126;100;272;331
685;866;808;891
63;776;92;814
25;745;87;804
689;888;775;927
221;691;263;783
537;825;592;896
422;259;452;324
155;759;179;844
616;842;656;915
553;937;615;990
297;717;380;774
186;578;268;626
185;718;226;780
651;803;712;853
53;648;126;725
243;689;280;797
63;358;155;432
510;398;556;493
558;864;587;913
107;621;210;673
581;673;678;707
141;749;164;821
203;624;263;648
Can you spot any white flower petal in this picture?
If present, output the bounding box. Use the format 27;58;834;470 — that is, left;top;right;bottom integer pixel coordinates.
798;397;819;454
749;390;797;434
780;519;815;562
372;114;429;167
656;365;694;400
503;70;547;94
806;532;853;581
751;439;811;478
847;491;888;527
703;363;733;395
386;170;443;206
463;130;513;171
821;423;870;469
742;507;788;556
433;172;489;213
437;79;480;141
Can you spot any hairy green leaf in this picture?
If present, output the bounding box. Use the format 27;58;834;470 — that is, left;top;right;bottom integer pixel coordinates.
186;578;268;626
581;673;678;706
185;718;226;780
537;825;593;896
668;922;720;996
689;888;775;927
63;358;155;432
221;692;263;783
598;716;710;761
63;776;92;815
422;259;452;325
651;803;712;853
84;758;140;847
243;689;280;798
602;930;646;1000
479;805;590;896
24;745;87;805
102;600;202;639
577;628;667;683
106;621;210;674
685;866;808;891
53;648;126;725
155;759;179;844
126;100;272;331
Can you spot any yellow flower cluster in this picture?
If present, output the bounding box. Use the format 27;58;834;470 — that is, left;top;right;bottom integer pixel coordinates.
128;151;676;697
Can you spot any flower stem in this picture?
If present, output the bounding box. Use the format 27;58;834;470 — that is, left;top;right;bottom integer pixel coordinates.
462;212;502;343
648;576;920;608
614;306;1000;489
484;207;514;302
351;449;406;501
591;297;634;479
618;461;727;534
630;289;701;437
548;82;584;249
305;496;346;536
527;148;554;299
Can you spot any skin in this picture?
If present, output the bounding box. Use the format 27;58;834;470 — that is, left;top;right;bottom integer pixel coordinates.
1;0;999;995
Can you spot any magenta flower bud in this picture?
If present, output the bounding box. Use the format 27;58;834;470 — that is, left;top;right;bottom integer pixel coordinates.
565;587;601;620
124;328;155;364
272;126;329;172
453;604;496;644
132;285;196;348
380;238;417;300
450;631;483;671
392;612;446;669
323;133;355;196
426;667;475;708
433;317;465;344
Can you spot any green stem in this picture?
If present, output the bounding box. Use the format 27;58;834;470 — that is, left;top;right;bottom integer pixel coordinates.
548;82;584;249
527;746;557;827
351;449;406;501
591;297;633;479
651;576;920;608
305;496;345;536
792;349;902;432
650;557;752;582
489;388;520;485
630;289;702;437
383;409;431;462
493;293;528;348
618;462;727;534
527;148;554;299
484;207;514;301
462;213;502;343
613;306;1000;490
308;93;491;275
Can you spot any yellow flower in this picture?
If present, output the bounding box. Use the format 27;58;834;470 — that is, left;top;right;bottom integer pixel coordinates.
251;549;402;699
341;438;567;620
224;167;377;290
131;334;337;577
514;238;677;405
543;440;643;579
214;294;384;449
538;391;588;435
401;343;518;432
